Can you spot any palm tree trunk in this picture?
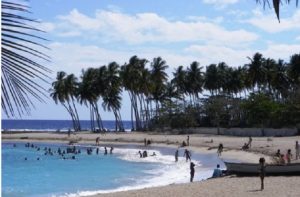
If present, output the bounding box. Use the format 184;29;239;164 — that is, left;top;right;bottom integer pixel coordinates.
71;97;81;131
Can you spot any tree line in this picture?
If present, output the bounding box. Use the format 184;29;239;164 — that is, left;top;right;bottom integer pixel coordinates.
50;53;300;132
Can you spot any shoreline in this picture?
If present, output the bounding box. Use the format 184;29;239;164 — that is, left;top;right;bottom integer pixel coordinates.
2;131;278;163
2;132;300;197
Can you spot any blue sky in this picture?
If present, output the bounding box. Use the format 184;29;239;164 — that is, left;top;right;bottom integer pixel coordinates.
2;0;300;120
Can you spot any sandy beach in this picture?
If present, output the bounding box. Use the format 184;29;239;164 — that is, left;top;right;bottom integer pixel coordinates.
2;131;300;197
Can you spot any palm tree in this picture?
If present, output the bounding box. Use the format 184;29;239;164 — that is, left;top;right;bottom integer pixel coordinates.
204;64;219;95
2;0;51;117
150;57;169;117
288;53;300;88
271;59;289;100
171;66;187;101
102;62;124;131
50;72;80;131
186;61;204;104
77;68;103;132
121;55;148;130
246;53;266;92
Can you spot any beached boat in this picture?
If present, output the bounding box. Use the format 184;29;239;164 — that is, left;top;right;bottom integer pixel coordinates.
224;162;300;175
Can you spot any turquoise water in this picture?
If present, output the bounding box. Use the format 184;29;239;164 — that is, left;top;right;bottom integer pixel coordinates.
2;142;162;197
2;142;221;197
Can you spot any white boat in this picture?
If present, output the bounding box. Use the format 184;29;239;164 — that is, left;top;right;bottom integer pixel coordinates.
224;162;300;175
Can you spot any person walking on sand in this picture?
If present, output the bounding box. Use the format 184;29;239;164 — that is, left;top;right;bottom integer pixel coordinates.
217;143;223;156
248;136;252;148
184;149;191;162
68;129;71;137
175;149;179;162
295;141;299;160
187;135;190;146
96;137;100;146
190;162;195;182
259;157;266;190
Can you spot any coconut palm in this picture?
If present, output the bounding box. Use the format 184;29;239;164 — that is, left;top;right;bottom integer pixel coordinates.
204;64;219;95
171;66;187;101
77;67;104;132
1;0;51;117
121;56;148;130
50;72;80;131
150;57;168;117
246;53;266;92
102;62;124;131
288;53;300;87
186;61;204;104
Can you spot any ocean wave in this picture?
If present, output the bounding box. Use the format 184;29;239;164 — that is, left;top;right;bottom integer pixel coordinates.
58;148;212;197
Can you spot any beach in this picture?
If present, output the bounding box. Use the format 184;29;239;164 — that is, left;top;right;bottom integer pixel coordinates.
2;132;300;197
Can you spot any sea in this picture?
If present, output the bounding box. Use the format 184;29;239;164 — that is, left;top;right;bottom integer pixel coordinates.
1;120;133;132
2;142;224;197
1;120;225;197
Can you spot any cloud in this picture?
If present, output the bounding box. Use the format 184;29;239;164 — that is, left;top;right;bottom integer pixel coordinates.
52;9;258;46
185;43;300;67
185;45;252;66
245;9;300;33
202;0;239;8
48;42;200;76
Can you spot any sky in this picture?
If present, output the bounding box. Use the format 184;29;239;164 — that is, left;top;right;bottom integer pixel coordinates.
2;0;300;120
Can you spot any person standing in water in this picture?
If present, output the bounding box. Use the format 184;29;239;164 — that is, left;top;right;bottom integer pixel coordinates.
190;162;195;182
183;149;191;162
104;147;108;155
259;157;266;190
110;147;114;154
175;149;179;162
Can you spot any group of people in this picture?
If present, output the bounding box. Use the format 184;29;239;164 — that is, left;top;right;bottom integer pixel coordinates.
138;150;156;158
274;141;299;164
144;138;152;146
22;142;115;160
174;149;191;162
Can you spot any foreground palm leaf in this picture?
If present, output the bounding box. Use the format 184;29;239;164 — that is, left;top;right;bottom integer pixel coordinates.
256;0;299;22
1;0;51;117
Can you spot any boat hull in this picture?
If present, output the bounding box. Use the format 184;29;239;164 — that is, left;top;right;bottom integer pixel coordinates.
224;162;300;175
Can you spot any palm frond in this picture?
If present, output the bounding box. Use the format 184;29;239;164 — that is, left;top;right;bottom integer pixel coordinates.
1;0;51;117
256;0;299;22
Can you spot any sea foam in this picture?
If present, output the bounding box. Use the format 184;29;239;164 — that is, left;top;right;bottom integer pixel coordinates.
59;147;212;197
